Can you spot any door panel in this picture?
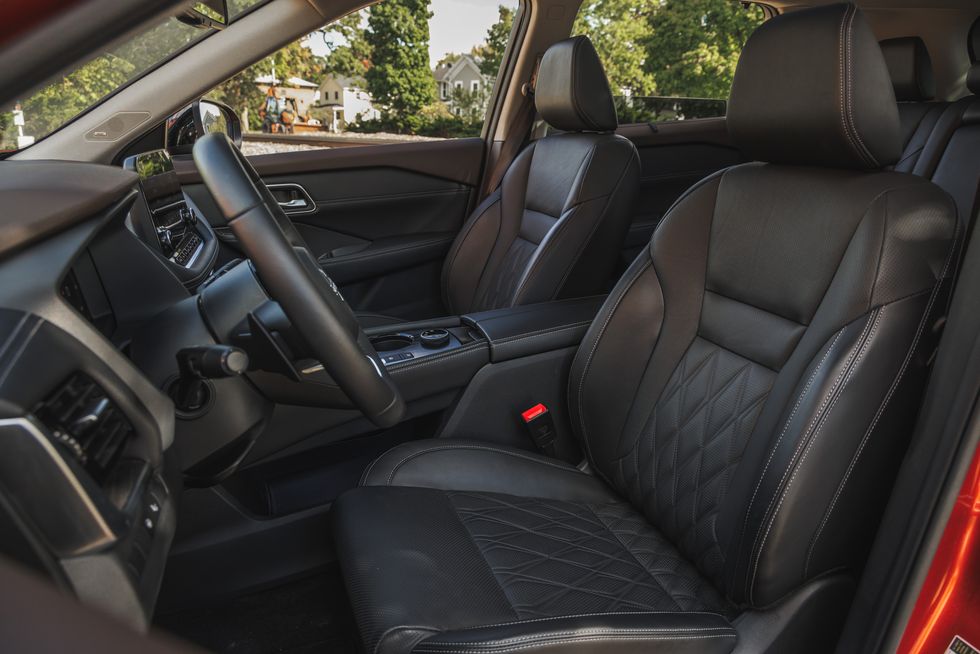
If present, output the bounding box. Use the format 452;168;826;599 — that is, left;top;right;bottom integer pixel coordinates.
178;137;485;320
617;117;743;264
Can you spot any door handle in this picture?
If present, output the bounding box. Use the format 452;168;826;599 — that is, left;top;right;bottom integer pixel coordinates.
267;183;316;215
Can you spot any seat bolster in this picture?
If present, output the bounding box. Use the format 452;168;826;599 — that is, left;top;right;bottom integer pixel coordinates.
360;439;617;504
413;612;737;654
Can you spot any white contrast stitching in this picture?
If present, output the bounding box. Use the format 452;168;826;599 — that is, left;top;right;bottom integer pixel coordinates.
749;307;883;602
805;217;959;573
446;611;728;631
744;315;874;599
425;626;734;647
414;633;736;654
738;327;845;567
493;320;593;346
388;343;488;374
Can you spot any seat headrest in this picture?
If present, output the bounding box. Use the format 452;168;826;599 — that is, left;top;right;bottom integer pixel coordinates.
534;36;618;133
880;37;936;101
728;4;900;170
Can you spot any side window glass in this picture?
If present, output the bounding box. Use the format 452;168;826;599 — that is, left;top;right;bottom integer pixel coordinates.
573;0;768;124
207;0;520;155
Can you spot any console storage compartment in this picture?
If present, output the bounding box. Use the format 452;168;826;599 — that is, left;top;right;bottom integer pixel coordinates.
461;295;605;362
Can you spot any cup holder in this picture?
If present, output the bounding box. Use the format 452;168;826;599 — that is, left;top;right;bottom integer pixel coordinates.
369;333;414;352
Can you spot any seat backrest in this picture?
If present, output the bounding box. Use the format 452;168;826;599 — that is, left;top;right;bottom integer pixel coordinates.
879;36;947;173
568;3;959;610
441;37;640;315
927;18;980;246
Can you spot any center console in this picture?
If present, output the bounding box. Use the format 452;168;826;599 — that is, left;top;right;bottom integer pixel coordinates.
123;149;218;288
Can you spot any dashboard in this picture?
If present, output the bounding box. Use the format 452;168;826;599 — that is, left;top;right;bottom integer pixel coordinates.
0;154;236;629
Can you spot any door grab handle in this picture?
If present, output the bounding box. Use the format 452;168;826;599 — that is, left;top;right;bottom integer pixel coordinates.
267;183;316;215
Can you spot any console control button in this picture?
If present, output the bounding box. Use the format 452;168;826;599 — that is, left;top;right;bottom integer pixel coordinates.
381;352;415;365
419;329;450;349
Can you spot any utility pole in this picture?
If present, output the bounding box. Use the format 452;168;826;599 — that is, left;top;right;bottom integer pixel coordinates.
12;103;34;148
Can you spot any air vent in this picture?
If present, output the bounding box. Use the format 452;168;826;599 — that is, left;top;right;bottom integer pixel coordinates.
34;373;134;486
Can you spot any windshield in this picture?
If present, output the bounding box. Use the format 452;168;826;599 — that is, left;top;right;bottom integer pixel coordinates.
0;0;265;153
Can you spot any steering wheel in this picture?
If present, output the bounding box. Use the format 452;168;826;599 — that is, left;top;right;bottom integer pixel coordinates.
192;133;405;428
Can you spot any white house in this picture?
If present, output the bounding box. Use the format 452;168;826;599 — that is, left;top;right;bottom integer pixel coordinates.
433;54;490;116
254;74;320;117
317;75;380;132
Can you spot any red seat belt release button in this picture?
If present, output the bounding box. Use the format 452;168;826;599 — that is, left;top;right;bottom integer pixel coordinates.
521;403;548;423
521;404;556;456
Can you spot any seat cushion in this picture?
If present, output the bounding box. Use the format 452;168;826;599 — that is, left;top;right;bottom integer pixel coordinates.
333;485;737;654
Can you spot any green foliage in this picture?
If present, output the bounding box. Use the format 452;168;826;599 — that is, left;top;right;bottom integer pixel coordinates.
364;0;436;133
319;11;372;79
573;0;655;95
9;17;199;144
574;0;764;101
475;6;515;78
350;102;482;139
20;56;135;138
449;84;491;124
643;0;766;99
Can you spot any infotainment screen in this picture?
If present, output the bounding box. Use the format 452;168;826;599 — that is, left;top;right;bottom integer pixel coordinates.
127;149;181;202
123;149;203;267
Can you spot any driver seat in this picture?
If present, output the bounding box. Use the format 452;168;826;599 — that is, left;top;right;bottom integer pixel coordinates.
332;5;959;653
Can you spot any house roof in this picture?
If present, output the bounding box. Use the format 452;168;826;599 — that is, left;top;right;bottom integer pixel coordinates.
433;54;484;83
320;74;366;90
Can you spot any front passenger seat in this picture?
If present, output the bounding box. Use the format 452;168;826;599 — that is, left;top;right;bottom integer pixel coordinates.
333;5;958;653
359;37;639;326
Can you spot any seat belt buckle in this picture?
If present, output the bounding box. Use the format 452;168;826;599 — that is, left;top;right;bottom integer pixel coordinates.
521;403;556;456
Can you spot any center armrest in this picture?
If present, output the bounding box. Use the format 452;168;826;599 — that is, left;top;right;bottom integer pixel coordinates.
462;296;606;363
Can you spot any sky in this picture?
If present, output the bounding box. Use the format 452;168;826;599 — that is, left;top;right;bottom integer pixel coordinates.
307;0;516;69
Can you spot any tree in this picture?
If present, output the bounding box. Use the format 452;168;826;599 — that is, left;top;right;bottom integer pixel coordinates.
449;84;491;124
644;0;765;99
364;0;436;132
20;55;135;138
573;0;655;95
475;6;515;78
319;11;372;80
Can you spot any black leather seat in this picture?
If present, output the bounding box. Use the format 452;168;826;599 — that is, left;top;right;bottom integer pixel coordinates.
332;5;959;653
926;18;980;247
879;36;947;173
359;37;639;327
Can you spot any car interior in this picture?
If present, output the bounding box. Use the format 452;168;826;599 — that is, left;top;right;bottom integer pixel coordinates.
1;0;979;653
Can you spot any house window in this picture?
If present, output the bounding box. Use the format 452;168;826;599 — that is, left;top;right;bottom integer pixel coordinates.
334;91;339;100
471;81;480;92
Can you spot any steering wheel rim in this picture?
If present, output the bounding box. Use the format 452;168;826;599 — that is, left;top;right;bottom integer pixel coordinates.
192;133;405;428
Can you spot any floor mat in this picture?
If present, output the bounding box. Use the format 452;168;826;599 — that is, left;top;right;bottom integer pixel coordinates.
155;567;357;654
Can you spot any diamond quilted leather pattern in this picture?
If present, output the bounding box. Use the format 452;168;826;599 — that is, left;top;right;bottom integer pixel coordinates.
611;337;775;583
447;491;735;620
